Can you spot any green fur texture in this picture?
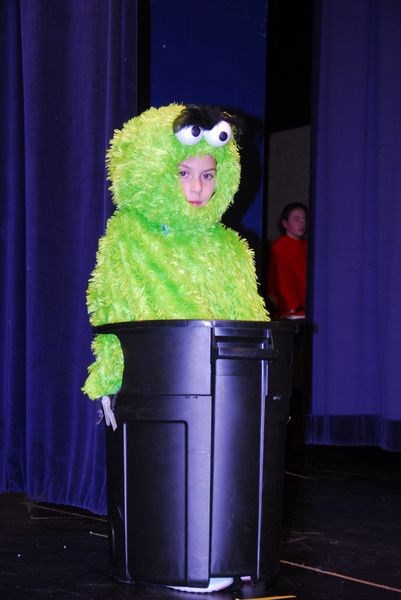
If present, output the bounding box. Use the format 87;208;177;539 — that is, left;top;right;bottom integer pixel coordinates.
83;103;269;400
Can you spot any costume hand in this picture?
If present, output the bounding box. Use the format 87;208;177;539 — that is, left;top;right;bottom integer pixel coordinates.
101;396;117;431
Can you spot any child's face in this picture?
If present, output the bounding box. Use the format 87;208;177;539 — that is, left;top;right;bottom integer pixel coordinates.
178;155;216;208
282;208;307;240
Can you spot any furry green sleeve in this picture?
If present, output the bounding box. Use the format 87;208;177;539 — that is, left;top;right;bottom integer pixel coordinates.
82;334;123;400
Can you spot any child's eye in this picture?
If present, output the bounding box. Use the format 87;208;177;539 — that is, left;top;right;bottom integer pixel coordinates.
202;172;214;180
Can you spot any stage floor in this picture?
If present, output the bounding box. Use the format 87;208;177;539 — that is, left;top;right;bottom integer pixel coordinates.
1;445;400;600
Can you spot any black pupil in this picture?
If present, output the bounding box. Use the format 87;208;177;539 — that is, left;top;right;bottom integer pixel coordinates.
191;125;201;137
219;131;228;141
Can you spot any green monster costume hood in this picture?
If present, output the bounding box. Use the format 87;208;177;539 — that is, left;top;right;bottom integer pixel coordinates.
83;103;269;400
107;103;240;229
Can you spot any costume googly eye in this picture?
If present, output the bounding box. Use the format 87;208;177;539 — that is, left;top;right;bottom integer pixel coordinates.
175;124;204;145
204;121;232;147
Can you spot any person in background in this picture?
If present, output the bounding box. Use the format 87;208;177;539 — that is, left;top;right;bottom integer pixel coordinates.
267;202;308;319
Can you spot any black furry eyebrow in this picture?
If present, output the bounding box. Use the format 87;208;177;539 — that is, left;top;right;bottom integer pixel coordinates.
172;105;244;137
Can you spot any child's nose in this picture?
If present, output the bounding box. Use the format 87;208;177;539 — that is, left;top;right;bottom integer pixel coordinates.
191;177;202;192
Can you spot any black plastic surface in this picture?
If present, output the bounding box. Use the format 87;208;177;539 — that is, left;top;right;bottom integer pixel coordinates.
102;320;297;587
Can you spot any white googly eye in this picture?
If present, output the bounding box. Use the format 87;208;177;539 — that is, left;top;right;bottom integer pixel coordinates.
174;124;204;145
204;121;232;147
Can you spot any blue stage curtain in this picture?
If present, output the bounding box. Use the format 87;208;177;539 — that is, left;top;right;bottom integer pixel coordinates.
307;0;401;451
0;0;138;513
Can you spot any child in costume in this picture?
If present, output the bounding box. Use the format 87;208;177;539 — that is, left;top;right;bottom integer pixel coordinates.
82;103;269;401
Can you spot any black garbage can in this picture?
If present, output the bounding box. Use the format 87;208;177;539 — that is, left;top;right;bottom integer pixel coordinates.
95;319;297;588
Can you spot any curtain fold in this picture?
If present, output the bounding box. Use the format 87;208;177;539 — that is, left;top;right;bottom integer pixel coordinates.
0;0;138;514
1;1;27;491
307;0;401;451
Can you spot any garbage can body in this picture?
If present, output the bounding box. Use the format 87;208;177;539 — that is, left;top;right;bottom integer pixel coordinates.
99;320;296;588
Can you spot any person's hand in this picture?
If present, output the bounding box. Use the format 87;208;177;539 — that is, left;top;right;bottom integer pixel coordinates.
285;307;305;319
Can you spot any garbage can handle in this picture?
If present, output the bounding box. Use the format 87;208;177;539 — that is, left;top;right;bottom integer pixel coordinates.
212;332;278;361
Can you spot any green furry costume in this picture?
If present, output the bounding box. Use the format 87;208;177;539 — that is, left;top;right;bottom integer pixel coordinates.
83;103;269;400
